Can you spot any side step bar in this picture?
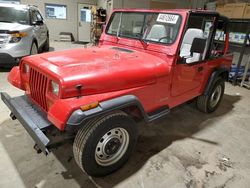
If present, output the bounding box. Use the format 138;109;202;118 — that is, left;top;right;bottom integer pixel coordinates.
147;106;170;122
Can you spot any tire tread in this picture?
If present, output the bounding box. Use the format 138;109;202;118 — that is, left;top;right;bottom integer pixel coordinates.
196;77;224;113
73;111;128;172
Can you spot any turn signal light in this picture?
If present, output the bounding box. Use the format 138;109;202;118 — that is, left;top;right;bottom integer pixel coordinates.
80;102;99;111
11;32;28;38
9;32;28;43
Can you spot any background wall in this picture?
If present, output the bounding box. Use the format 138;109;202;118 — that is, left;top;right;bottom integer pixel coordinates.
2;0;208;41
98;0;208;10
20;0;97;40
98;0;208;24
97;0;108;9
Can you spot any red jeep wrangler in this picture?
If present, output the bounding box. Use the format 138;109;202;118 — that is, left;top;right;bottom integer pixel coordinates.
1;9;232;177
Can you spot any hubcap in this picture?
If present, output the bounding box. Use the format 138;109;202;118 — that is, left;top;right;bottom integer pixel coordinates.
210;85;222;108
104;138;121;155
95;128;129;166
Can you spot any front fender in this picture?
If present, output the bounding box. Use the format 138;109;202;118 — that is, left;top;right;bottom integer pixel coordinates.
66;95;146;127
47;86;152;131
65;95;170;132
47;87;169;131
47;95;146;131
8;66;25;90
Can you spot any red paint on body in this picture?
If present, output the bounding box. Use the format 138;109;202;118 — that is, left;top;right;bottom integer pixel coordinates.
7;9;233;130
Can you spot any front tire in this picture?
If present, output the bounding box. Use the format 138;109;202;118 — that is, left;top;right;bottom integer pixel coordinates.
43;35;50;52
73;111;138;177
196;77;225;113
30;42;38;55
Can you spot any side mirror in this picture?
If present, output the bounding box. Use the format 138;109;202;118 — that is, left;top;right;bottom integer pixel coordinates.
32;20;44;26
178;56;187;64
190;38;206;54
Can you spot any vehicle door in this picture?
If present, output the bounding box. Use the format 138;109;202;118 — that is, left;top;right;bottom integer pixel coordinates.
35;10;47;45
30;9;47;48
171;13;218;97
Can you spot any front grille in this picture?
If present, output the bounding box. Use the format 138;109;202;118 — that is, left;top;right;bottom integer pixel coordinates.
29;68;48;111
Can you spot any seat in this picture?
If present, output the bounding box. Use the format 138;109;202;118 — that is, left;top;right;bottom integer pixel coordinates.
146;24;167;42
133;26;142;37
180;28;204;63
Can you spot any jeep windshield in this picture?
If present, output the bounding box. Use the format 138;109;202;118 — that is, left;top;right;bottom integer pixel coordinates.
106;12;181;45
0;6;29;25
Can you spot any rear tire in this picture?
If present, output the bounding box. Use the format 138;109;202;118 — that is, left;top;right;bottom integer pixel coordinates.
73;111;138;177
196;77;225;113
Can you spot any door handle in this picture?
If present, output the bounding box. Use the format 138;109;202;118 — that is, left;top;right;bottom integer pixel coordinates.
197;66;204;72
79;22;82;27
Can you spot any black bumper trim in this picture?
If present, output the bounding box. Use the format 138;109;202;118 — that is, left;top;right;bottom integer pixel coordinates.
1;92;51;155
0;53;20;65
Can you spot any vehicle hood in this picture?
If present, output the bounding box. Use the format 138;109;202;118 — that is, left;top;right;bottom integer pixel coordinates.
0;22;30;32
23;45;167;98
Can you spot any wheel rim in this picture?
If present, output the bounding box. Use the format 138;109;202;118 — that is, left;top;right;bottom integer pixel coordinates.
95;127;129;166
31;44;38;55
210;85;222;108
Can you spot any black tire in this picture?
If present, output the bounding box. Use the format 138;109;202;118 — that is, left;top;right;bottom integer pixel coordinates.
73;111;138;177
43;35;50;52
196;77;225;113
30;42;38;55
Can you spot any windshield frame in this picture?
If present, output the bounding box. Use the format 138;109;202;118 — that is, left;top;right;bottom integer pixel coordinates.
105;11;182;46
0;6;30;25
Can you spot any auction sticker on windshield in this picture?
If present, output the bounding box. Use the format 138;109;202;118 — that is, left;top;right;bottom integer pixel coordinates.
157;14;179;24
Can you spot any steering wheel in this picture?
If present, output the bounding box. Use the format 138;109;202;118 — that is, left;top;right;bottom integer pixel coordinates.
159;36;173;43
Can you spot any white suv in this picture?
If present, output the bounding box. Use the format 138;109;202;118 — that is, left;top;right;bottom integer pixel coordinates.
0;3;49;67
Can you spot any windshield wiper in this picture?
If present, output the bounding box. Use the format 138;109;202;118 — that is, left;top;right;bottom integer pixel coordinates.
139;37;148;49
115;13;122;43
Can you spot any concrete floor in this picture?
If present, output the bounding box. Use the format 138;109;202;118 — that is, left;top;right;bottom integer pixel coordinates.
0;41;250;188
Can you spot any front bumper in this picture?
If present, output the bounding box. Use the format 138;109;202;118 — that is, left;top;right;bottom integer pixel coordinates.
1;92;52;154
0;37;31;59
0;53;21;65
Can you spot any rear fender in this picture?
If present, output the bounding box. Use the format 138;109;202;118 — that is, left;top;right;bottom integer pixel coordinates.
204;67;229;96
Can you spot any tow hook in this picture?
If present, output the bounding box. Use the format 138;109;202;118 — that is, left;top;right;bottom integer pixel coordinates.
10;113;16;120
33;144;42;154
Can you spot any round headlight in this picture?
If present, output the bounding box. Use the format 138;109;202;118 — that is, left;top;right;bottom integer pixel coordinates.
51;81;59;96
23;64;30;73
